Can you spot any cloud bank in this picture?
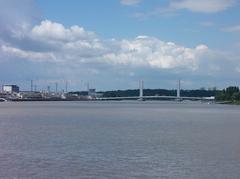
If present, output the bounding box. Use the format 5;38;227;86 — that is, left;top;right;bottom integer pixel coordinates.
1;18;240;89
1;20;208;71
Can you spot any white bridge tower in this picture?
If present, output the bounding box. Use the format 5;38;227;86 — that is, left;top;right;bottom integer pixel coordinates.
177;79;181;98
139;80;144;100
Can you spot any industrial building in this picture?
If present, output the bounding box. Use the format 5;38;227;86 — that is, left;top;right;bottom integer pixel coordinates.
2;85;20;93
88;88;103;98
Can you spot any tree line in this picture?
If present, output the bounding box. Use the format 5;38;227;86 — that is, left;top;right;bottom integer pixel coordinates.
215;86;240;102
101;89;218;98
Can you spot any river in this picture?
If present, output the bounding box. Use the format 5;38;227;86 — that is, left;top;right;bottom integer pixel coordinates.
0;101;240;178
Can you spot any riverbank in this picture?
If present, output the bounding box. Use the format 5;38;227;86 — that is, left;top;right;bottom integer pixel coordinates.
232;100;240;105
216;100;240;105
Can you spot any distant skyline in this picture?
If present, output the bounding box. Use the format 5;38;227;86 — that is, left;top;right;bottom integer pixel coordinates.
1;0;240;91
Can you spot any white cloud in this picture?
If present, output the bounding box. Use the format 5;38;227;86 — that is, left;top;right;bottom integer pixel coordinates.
1;18;240;89
170;0;235;13
0;0;40;39
1;0;240;89
200;21;215;27
222;25;240;33
31;20;96;42
131;0;235;20
104;36;208;70
1;20;209;71
236;67;240;73
3;20;240;87
132;7;177;19
120;0;141;6
1;45;56;61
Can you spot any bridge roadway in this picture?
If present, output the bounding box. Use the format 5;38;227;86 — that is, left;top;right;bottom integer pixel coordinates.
97;95;215;101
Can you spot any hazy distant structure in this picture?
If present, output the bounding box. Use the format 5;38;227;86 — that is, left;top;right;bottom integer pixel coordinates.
3;85;20;93
88;88;96;96
47;86;51;93
139;80;144;100
34;85;37;92
87;82;90;92
177;79;181;98
65;81;68;93
55;82;58;93
31;80;33;92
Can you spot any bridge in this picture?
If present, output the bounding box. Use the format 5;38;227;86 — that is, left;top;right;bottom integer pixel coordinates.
97;95;214;101
97;80;215;102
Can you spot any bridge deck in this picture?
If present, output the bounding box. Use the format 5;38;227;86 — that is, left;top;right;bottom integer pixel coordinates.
97;96;214;101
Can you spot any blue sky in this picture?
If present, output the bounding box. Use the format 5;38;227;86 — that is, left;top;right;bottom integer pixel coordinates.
36;0;239;48
1;0;240;91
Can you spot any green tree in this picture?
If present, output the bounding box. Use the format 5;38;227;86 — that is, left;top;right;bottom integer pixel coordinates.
232;92;240;101
226;86;239;96
215;91;226;101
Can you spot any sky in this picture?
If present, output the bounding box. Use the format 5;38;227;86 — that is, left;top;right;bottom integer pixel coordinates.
0;0;240;91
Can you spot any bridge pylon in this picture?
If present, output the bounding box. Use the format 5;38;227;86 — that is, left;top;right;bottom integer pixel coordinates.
177;79;181;98
139;80;144;101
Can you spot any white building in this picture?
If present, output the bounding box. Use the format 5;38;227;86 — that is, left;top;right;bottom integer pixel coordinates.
2;85;20;93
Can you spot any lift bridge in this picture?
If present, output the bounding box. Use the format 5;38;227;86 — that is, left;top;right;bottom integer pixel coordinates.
97;80;215;102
